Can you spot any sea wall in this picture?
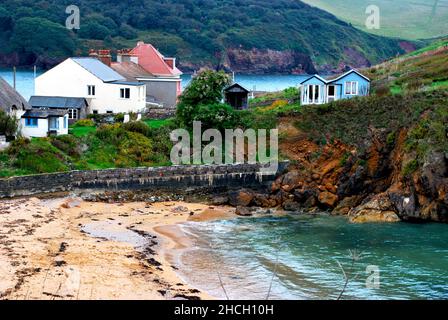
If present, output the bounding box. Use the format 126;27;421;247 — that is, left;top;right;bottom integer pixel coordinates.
0;162;288;198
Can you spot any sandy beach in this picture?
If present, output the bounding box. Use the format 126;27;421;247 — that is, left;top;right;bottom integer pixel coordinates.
0;196;236;300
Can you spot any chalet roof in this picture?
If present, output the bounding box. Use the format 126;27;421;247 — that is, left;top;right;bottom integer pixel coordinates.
71;58;126;82
327;69;370;83
129;42;182;77
224;83;250;93
29;96;88;109
110;61;154;81
299;70;370;86
0;77;30;113
22;109;68;119
299;74;329;85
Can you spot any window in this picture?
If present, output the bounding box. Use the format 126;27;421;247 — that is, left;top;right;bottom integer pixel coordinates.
68;109;78;120
120;88;130;99
49;117;59;130
345;81;358;95
106;111;113;114
64;116;68;129
307;85;320;103
88;85;96;96
92;110;99;115
25;118;38;127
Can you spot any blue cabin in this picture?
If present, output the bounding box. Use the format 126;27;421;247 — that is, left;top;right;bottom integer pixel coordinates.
299;69;370;105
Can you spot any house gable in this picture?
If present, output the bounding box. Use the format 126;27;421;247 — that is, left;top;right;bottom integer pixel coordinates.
300;75;328;86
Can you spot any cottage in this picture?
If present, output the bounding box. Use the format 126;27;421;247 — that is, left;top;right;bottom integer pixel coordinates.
21;109;68;138
35;56;147;115
29;96;88;125
224;83;250;110
300;69;370;105
0;76;30;119
111;42;183;109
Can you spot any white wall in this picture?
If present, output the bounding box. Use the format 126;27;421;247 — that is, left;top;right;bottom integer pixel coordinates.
35;59;146;114
21;116;68;138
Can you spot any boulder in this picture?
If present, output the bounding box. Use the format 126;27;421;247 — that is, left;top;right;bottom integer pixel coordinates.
332;195;363;215
228;189;254;207
210;196;229;206
280;171;302;192
349;194;400;223
318;192;339;208
282;200;302;212
235;206;252;217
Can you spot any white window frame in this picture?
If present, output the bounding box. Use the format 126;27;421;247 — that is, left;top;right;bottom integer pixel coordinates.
120;88;131;99
68;109;78;120
345;81;358;95
87;85;96;96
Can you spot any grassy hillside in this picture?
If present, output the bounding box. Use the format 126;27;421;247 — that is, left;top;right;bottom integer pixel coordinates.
365;38;448;94
0;0;406;71
302;0;448;40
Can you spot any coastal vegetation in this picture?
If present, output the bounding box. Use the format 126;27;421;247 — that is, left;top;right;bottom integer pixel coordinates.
0;0;406;70
366;38;448;95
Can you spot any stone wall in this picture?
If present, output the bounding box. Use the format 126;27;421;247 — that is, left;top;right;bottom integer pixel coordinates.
0;162;288;198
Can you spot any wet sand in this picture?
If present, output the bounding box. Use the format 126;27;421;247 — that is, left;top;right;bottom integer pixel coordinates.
0;196;235;300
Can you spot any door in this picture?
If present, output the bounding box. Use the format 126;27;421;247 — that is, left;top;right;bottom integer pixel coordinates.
327;85;336;102
49;117;59;130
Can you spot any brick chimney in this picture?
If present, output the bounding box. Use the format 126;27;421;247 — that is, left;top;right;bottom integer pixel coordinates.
98;49;112;67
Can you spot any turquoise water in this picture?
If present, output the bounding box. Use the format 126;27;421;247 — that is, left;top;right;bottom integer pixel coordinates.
0;69;308;101
0;69;42;100
181;74;309;92
178;215;448;300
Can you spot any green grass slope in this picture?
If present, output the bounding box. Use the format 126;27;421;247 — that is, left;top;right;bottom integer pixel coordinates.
365;38;448;94
302;0;448;40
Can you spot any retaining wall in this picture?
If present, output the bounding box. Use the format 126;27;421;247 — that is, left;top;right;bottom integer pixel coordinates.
0;162;288;198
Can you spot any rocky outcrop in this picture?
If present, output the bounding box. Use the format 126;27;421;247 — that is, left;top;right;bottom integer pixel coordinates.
224;48;317;74
225;120;447;224
348;194;400;223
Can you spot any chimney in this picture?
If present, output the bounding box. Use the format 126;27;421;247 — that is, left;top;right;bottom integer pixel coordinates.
164;57;176;70
117;49;138;64
98;49;112;67
89;49;99;58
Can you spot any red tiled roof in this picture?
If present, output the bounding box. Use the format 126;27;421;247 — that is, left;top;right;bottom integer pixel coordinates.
129;42;182;77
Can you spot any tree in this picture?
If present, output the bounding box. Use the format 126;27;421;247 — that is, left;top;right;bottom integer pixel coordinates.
10;17;75;57
78;21;111;40
0;110;19;137
176;69;231;129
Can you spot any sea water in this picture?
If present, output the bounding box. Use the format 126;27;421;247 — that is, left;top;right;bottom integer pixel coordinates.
177;215;448;300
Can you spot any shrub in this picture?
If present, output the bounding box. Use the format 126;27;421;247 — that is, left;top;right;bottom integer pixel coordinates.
375;85;391;96
193;103;240;131
0;110;19;137
73;119;95;127
122;121;150;136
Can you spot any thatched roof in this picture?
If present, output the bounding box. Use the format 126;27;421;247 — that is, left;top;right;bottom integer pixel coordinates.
0;76;30;113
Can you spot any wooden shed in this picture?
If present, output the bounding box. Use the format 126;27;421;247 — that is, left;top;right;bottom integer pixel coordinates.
224;83;250;110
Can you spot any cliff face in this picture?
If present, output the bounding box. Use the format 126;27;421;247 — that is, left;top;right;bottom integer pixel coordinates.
229;122;447;223
224;48;317;74
179;46;385;74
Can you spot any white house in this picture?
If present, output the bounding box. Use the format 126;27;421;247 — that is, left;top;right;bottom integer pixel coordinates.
34;57;147;116
21;109;68;138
